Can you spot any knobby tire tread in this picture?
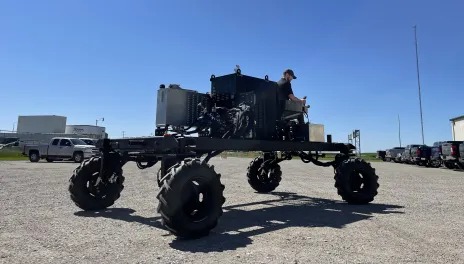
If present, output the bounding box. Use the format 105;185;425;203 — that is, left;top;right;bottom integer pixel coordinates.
246;157;282;193
334;158;379;205
68;156;125;211
156;158;225;239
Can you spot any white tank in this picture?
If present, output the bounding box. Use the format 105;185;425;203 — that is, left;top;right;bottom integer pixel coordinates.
65;125;106;138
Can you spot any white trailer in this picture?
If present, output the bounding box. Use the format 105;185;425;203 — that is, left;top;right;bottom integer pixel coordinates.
17;115;67;134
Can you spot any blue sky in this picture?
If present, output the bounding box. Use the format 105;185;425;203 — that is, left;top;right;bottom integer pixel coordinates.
1;0;463;152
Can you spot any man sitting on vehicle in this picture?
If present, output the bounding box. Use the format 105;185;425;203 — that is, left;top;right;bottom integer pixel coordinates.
277;69;308;124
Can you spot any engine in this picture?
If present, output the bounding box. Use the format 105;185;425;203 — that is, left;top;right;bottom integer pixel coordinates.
154;69;322;142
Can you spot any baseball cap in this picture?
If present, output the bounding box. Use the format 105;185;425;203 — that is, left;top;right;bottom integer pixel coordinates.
283;69;297;79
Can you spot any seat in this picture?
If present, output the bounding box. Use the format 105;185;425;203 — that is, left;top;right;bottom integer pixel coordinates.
279;99;306;122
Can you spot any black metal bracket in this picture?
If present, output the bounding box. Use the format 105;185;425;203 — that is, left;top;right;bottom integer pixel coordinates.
98;138;122;182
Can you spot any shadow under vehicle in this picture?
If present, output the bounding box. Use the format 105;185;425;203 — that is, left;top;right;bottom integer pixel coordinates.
74;192;403;252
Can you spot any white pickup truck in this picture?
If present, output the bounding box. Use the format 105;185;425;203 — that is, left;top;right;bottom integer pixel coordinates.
22;137;98;163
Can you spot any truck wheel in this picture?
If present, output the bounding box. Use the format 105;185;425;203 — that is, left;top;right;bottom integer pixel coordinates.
46;158;53;162
444;162;454;169
156;158;225;239
456;163;464;170
29;151;40;162
73;152;84;163
334;158;379;204
246;156;282;193
68;156;125;211
429;160;441;168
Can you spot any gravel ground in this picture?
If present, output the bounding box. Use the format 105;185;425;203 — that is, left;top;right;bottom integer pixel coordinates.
1;158;464;264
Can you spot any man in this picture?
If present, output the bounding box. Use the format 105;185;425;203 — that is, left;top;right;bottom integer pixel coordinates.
277;69;307;124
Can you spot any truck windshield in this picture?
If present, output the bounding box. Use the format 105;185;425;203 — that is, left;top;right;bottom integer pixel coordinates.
81;139;95;145
70;139;88;145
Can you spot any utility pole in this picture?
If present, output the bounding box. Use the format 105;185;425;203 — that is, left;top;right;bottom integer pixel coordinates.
122;131;125;138
413;25;425;145
398;114;402;147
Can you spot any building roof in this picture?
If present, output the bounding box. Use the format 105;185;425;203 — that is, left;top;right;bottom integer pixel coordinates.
450;115;464;122
67;125;102;127
18;115;66;118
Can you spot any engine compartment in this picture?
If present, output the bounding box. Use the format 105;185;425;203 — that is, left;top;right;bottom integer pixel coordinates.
155;69;324;142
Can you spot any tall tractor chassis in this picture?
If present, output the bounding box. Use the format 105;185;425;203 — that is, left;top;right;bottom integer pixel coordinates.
68;68;380;239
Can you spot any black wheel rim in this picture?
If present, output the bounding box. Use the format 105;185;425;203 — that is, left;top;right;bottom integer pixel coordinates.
257;166;278;184
181;177;214;222
84;170;120;199
85;171;106;198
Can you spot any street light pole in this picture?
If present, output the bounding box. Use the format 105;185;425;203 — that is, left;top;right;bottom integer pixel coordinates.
398;114;402;147
413;25;425;145
96;117;104;126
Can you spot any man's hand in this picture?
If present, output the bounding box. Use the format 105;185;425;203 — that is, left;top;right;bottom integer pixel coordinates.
301;96;307;112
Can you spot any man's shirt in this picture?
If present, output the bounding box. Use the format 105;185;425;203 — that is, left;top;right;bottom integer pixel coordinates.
277;78;293;101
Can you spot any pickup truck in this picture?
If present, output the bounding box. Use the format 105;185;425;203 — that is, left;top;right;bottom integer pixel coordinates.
376;150;386;161
440;141;464;169
79;138;98;145
410;145;433;166
385;147;405;162
402;144;422;164
428;142;444;168
459;143;464;169
22;137;98;163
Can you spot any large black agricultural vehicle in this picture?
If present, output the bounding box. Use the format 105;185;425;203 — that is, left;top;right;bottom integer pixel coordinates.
68;68;380;239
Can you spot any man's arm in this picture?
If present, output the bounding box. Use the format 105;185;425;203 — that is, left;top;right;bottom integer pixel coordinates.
285;82;306;103
288;94;305;103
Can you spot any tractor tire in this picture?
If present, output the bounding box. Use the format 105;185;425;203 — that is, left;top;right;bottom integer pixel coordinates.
156;168;163;187
68;156;125;211
246;156;282;193
334;158;379;205
157;158;180;187
156;158;225;239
